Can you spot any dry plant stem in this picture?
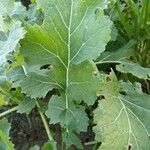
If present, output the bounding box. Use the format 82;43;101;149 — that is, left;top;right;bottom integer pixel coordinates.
36;101;53;141
0;106;18;118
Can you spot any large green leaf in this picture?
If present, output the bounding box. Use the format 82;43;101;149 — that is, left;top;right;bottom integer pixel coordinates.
20;1;112;147
20;0;112;105
94;72;150;149
0;118;15;150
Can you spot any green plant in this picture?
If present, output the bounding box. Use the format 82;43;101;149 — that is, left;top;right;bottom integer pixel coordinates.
0;0;150;150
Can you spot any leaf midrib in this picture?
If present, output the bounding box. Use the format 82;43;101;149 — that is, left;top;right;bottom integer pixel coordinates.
65;0;73;109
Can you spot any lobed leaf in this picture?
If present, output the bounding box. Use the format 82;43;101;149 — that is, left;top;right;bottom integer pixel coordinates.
45;95;88;133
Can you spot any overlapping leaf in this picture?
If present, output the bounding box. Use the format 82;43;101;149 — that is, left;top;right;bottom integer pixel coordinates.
0;0;14;26
94;72;150;149
116;61;150;80
0;21;26;65
96;40;136;63
63;131;83;149
0;22;26;100
0;0;14;17
29;141;57;150
0;0;27;31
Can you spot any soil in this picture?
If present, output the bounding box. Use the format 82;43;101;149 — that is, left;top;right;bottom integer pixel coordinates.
9;110;48;150
21;0;31;8
5;108;95;150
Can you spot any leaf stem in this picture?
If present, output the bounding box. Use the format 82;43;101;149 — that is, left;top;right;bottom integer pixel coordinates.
0;106;18;118
95;60;121;65
145;80;150;94
36;102;53;141
84;141;97;146
61;139;64;150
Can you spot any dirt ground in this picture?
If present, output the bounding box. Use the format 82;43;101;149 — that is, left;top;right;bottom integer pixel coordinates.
7;108;95;150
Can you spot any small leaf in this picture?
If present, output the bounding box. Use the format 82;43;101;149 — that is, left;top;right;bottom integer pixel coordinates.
17;98;36;114
29;145;40;150
0;21;26;65
42;141;57;150
63;131;83;149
